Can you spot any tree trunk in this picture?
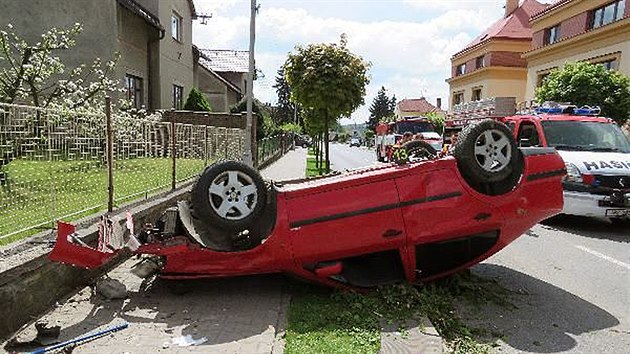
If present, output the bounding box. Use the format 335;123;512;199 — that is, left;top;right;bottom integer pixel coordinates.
319;132;324;171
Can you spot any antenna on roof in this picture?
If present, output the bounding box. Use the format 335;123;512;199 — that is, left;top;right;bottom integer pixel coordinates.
197;13;213;25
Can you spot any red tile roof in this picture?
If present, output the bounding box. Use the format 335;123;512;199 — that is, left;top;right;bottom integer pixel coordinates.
454;0;549;57
398;98;442;114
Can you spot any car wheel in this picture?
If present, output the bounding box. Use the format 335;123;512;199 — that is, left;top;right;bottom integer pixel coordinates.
454;119;518;183
190;161;266;232
402;140;437;162
454;120;522;195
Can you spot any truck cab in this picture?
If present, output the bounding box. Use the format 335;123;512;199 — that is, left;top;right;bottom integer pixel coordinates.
502;111;630;222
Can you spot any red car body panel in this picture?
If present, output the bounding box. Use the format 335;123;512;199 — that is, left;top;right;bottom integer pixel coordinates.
49;149;565;287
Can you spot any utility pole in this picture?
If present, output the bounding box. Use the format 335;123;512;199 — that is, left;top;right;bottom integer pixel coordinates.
243;0;257;166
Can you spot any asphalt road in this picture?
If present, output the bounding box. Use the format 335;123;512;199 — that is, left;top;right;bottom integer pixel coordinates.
328;142;630;354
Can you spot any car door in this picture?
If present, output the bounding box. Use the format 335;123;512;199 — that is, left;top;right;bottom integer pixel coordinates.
395;165;503;281
284;178;407;287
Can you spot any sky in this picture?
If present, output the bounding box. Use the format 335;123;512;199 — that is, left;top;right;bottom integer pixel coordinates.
192;0;511;124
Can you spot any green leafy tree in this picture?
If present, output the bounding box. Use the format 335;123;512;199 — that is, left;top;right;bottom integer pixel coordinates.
184;87;212;111
426;112;446;135
284;36;370;172
536;61;630;125
368;86;394;132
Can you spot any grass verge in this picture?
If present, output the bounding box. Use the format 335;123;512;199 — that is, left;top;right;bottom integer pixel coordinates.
305;148;329;177
0;158;206;245
284;271;512;354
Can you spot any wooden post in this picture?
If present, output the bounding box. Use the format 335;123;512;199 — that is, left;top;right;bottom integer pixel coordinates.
171;115;176;190
204;126;208;166
105;96;114;212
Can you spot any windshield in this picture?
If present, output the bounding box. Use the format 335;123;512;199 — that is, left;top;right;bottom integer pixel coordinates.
541;121;630;153
394;121;435;135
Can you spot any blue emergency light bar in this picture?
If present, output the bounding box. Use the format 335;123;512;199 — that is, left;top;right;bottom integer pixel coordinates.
535;104;600;116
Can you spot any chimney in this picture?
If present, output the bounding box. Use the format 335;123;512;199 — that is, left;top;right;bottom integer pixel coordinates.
436;98;442;109
505;0;519;17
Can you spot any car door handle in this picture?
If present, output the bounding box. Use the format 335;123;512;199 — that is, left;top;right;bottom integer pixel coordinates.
382;229;403;238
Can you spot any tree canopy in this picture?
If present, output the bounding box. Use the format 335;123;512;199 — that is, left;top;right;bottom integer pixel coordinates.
368;86;395;131
536;61;630;125
283;37;370;171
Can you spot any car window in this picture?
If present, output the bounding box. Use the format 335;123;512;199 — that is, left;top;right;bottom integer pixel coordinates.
517;122;540;147
541;120;630;152
395;121;435;134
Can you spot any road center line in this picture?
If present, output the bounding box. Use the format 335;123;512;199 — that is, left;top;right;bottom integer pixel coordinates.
574;245;630;271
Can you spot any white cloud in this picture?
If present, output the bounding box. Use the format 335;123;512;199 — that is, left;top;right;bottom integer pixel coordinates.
192;2;504;123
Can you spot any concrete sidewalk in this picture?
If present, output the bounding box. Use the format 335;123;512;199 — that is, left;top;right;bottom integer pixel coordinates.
4;150;307;354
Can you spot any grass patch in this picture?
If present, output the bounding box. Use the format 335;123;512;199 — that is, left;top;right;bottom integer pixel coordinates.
285;271;510;354
305;148;329;177
0;158;206;245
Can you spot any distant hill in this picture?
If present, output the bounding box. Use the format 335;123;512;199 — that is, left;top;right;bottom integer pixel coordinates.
340;123;367;138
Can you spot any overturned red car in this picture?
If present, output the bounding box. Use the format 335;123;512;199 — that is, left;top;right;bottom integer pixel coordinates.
50;120;565;288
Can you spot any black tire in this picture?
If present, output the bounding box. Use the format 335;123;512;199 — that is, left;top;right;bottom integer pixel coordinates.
454;119;518;183
454;120;523;196
402;140;437;161
190;161;266;232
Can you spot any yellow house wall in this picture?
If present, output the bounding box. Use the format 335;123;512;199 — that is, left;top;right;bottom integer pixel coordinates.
525;21;630;100
448;68;527;110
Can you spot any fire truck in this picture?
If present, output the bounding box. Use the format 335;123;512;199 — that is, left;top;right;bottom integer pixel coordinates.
375;116;442;162
446;97;630;224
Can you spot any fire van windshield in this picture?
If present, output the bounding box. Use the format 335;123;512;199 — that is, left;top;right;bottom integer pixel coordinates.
541;120;630;153
395;121;435;135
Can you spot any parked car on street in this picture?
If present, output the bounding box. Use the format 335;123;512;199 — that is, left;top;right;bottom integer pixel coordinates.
349;137;361;147
294;134;311;148
50;120;565;289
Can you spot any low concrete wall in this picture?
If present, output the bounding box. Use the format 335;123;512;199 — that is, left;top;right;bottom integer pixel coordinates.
0;187;190;339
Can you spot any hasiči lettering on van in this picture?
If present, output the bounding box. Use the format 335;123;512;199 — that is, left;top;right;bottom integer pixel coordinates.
583;161;630;171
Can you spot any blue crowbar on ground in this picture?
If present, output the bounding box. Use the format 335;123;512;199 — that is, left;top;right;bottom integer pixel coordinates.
27;322;129;354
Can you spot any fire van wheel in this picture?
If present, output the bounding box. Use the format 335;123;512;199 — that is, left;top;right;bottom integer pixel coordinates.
190;161;266;232
402;140;437;162
454;119;518;183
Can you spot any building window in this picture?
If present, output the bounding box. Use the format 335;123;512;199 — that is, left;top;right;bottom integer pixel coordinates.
171;12;182;41
476;55;485;69
471;88;482;101
537;73;550;87
591;0;626;29
173;85;183;109
125;74;143;109
456;63;466;76
597;58;618;70
545;25;560;44
453;92;464;105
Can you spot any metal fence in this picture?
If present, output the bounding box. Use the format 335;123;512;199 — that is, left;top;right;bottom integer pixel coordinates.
257;133;292;168
0;102;245;243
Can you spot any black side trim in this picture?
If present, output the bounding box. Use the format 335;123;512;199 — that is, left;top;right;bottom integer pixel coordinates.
289;191;462;228
527;168;566;181
520;147;557;156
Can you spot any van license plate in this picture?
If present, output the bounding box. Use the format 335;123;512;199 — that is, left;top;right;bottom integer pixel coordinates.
606;209;630;217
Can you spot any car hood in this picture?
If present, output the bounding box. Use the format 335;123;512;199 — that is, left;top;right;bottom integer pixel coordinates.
557;150;630;175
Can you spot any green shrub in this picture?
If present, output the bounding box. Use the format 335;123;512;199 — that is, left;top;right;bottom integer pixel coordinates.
184;87;212;111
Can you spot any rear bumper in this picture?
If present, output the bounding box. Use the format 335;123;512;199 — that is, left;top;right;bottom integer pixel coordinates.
563;191;630;219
